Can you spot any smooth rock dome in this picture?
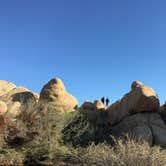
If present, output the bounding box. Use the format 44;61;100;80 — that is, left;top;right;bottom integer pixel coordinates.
39;78;78;113
0;80;39;117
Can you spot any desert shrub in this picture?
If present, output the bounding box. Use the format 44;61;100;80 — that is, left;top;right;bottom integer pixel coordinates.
62;110;111;147
0;148;24;165
23;104;75;164
1;108;40;148
4;119;34;148
64;139;166;166
62;111;95;147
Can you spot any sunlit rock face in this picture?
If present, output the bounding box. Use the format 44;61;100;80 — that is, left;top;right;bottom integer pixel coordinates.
110;113;166;147
0;80;39;118
39;78;78;113
0;80;16;96
107;81;159;126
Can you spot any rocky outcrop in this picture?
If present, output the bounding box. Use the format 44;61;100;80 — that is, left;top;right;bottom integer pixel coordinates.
80;100;105;122
0;80;16;96
0;79;166;148
81;100;104;111
0;101;7;115
107;81;159;126
159;102;166;124
39;78;78;113
110;113;166;147
0;80;39;117
63;80;165;147
159;103;166;113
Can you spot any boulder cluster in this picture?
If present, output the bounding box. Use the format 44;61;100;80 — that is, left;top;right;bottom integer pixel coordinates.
0;80;39;127
65;80;166;147
0;79;78;127
0;78;166;147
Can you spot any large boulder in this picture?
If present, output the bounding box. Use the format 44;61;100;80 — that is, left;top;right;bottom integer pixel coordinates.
0;80;16;96
107;81;159;125
81;100;104;111
81;100;95;110
0;101;7;115
0;80;39;117
159;102;166;124
80;100;105;123
110;113;166;147
39;78;78;113
159;103;166;112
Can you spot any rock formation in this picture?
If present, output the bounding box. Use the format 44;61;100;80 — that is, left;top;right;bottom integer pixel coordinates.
39;78;78;113
79;100;106;124
0;80;39;118
0;80;16;96
63;80;166;147
159;102;166;124
0;101;7;115
0;78;166;148
110;113;166;147
107;81;159;126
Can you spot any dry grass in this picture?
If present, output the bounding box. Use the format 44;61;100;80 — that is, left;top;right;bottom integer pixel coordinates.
66;139;166;166
0;148;24;166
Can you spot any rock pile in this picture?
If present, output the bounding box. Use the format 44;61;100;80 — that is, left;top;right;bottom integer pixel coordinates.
0;80;38;118
107;81;159;126
107;81;166;147
63;80;166;147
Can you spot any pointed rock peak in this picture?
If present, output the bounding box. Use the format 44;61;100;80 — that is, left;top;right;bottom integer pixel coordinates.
43;78;66;91
39;78;78;112
131;80;143;90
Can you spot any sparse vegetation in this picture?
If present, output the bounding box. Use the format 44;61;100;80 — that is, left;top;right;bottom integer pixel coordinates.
0;106;166;165
62;109;111;147
64;140;166;166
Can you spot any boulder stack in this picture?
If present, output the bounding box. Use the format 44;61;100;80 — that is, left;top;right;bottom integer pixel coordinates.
39;78;78;113
107;81;159;126
0;80;39;118
110;113;166;147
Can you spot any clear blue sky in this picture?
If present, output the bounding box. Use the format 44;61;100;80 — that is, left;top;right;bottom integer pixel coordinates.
0;0;166;105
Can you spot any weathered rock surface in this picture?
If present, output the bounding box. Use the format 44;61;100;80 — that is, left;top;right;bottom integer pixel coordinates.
107;81;159;126
39;78;78;113
110;113;166;147
0;101;7;115
0;80;16;96
80;100;105;122
81;100;104;111
0;80;39;117
0;79;166;148
159;102;166;124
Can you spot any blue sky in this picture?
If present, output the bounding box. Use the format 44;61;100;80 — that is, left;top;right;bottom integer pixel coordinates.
0;0;166;105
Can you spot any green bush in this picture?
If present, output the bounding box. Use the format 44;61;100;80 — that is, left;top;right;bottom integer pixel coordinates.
23;104;75;164
62;110;111;147
62;111;95;147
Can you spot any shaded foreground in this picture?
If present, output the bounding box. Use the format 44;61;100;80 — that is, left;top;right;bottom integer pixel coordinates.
0;78;166;165
0;109;166;166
